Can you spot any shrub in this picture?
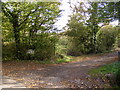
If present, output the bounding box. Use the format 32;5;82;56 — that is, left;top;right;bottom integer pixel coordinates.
3;42;16;60
34;33;57;61
66;26;93;56
96;25;118;53
2;42;29;60
114;26;120;50
116;65;120;86
56;36;68;55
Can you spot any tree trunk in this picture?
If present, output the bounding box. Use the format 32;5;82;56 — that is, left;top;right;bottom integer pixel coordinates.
13;27;21;59
13;14;21;59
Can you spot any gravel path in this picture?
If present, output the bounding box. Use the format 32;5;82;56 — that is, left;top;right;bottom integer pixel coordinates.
2;52;118;88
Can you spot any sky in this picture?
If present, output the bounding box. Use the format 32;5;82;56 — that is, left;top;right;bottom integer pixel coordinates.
54;0;72;31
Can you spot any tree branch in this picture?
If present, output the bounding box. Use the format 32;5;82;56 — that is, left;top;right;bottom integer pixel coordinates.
18;6;39;28
1;2;13;23
38;20;45;28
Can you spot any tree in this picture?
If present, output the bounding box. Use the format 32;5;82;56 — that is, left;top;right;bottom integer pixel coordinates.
67;2;101;55
2;2;38;59
86;2;120;53
96;25;118;53
86;2;99;53
66;8;92;55
66;1;119;55
2;1;61;60
105;1;120;25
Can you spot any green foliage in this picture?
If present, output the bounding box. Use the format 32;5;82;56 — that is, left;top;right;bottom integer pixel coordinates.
2;42;16;60
106;2;120;23
114;26;120;49
116;64;120;86
2;1;119;62
3;42;31;60
55;55;73;64
66;12;94;56
2;1;61;60
89;62;120;75
67;2;119;56
56;36;68;55
96;25;118;53
89;61;120;87
22;55;73;64
34;33;56;61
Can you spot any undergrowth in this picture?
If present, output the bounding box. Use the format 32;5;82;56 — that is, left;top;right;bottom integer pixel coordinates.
89;61;120;88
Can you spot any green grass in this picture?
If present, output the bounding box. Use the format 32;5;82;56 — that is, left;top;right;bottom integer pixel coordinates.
27;55;73;64
55;55;73;64
89;61;120;76
89;61;120;88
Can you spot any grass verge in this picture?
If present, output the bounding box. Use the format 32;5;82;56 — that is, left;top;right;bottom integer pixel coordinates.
89;61;120;75
89;61;120;88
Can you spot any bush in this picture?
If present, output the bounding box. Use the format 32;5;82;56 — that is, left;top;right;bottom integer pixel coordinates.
66;26;93;56
96;25;118;53
34;33;57;61
114;26;120;50
3;42;16;60
89;61;120;87
3;33;57;61
2;42;29;60
116;66;120;86
67;38;82;56
56;36;68;55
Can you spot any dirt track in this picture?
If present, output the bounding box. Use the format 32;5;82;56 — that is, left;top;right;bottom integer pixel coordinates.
2;52;118;88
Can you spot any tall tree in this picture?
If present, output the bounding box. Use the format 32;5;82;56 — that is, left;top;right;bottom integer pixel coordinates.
66;2;93;55
86;2;100;53
106;1;120;25
67;1;119;54
2;1;61;59
86;2;119;53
